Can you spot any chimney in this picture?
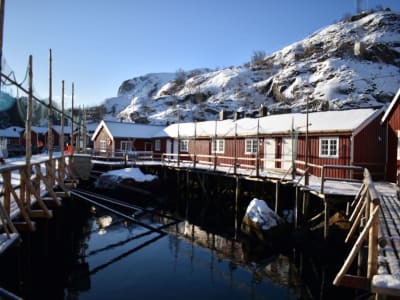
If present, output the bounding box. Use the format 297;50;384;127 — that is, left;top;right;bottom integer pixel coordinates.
219;109;225;121
233;111;244;120
259;104;267;117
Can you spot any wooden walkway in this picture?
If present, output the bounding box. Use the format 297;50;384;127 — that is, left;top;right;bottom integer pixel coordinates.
372;190;400;297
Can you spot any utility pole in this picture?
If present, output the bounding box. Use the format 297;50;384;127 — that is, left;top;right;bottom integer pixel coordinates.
0;0;5;90
71;82;74;155
305;96;309;186
48;49;53;160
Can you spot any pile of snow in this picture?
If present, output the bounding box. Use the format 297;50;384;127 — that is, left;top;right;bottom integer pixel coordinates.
244;198;283;231
95;167;158;189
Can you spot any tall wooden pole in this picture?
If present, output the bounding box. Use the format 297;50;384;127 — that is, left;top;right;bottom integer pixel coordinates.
71;82;74;155
256;118;260;177
83;106;87;153
48;49;53;160
0;0;5;90
60;80;65;179
305;96;309;186
25;55;33;203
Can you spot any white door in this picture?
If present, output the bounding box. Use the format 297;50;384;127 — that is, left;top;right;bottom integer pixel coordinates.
173;140;179;160
264;138;276;169
281;138;293;170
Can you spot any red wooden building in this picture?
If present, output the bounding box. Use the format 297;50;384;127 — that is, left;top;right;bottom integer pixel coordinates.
91;120;165;156
160;108;386;180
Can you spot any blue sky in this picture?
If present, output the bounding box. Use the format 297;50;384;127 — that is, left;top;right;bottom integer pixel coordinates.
3;0;400;108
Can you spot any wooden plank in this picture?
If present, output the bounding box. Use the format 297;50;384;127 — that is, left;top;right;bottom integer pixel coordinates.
339;274;370;290
13;221;36;232
29;209;53;218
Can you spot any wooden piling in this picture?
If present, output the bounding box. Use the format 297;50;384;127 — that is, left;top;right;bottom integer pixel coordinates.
274;180;280;213
234;176;240;239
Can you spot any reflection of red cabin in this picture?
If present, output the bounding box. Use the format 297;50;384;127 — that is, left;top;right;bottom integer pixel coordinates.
159;108;386;180
91;120;165;155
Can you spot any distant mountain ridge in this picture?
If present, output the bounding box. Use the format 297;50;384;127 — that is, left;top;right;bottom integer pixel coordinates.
102;9;400;125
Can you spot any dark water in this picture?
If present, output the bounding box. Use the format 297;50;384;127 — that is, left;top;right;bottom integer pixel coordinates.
0;192;362;300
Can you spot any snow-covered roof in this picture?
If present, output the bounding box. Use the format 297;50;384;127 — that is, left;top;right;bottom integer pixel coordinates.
52;125;72;135
31;126;48;134
92;120;165;141
381;87;400;123
0;126;24;138
157;108;381;138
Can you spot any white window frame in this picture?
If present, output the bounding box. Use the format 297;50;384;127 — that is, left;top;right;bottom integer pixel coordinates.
319;137;339;158
155;139;161;151
180;140;189;152
100;139;107;152
245;138;258;154
211;139;224;154
120;140;132;152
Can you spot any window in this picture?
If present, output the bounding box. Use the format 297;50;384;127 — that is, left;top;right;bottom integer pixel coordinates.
319;137;339;158
120;140;132;152
245;138;258;154
212;139;224;153
100;139;106;152
397;131;400;160
180;140;189;152
155;139;161;151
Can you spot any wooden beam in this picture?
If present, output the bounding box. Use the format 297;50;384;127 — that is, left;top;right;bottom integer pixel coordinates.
339;274;370;290
29;209;53;218
13;221;36;232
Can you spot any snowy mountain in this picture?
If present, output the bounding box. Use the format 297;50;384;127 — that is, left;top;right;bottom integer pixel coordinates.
102;9;400;125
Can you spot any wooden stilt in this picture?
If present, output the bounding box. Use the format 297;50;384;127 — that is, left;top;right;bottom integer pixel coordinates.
295;186;301;229
324;199;330;239
274;180;280;213
235;176;240;239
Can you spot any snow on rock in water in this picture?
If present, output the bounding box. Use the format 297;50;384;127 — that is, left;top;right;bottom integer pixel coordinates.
95;167;158;189
245;198;283;231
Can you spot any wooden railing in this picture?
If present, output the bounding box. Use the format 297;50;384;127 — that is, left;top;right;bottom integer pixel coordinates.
333;168;380;289
0;155;74;233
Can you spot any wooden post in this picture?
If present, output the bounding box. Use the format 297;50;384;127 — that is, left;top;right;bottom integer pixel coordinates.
213;118;217;172
256;118;260;177
0;0;5;91
25;55;33;204
324;198;330;239
333;205;380;286
305;96;309;186
295;186;301;229
71;82;74;155
193;121;197;168
235;176;240;240
234;123;237;174
60;80;65;180
367;186;379;278
83;106;87;153
275;180;280;213
47;48;54;186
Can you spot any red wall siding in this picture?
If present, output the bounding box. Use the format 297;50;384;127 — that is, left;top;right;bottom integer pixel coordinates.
296;134;352;179
387;101;400;182
353;113;386;180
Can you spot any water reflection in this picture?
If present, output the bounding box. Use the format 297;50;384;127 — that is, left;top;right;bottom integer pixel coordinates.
65;205;305;300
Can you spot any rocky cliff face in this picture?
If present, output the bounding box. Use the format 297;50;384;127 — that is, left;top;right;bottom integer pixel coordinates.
103;10;400;125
